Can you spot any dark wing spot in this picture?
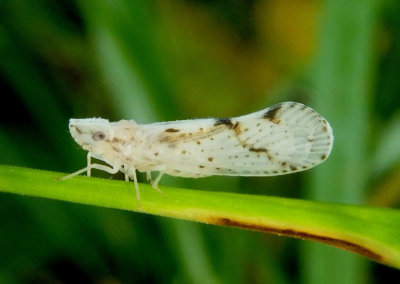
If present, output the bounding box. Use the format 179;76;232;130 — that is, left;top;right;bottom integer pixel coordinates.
165;128;180;133
263;104;282;124
199;165;205;168
249;147;273;161
321;154;327;160
154;152;159;156
290;165;298;171
249;147;268;153
214;118;233;127
196;141;201;145
208;157;214;162
232;122;242;135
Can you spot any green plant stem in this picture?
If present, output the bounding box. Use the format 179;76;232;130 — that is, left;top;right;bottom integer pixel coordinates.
1;165;399;269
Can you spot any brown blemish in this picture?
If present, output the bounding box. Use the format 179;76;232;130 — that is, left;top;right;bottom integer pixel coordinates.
249;147;273;161
233;122;241;134
263;105;282;124
165;128;180;133
112;137;121;143
72;125;82;134
208;217;383;263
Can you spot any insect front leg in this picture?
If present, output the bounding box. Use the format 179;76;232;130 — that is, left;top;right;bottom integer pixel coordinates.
61;162;120;180
87;152;92;177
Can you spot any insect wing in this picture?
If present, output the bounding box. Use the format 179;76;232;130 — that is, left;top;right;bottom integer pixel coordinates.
140;102;333;177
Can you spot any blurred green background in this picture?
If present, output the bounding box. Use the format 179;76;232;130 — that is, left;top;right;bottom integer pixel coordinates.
1;0;400;283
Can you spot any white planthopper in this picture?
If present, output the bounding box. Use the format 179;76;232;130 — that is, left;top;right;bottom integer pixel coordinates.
63;102;333;203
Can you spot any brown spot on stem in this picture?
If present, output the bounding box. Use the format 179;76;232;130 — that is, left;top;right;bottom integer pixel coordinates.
208;217;384;264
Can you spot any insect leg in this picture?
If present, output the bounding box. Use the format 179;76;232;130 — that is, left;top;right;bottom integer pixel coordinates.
87;152;92;177
152;172;165;194
61;163;120;180
130;169;141;207
146;171;153;183
121;165;130;182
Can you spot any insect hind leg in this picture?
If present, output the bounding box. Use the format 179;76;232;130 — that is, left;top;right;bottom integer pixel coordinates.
151;172;165;195
146;171;153;183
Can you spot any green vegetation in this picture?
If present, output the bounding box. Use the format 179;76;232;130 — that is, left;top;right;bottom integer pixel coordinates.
1;0;399;282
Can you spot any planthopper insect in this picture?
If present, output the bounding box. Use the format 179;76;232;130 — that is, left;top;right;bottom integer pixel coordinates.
63;102;333;203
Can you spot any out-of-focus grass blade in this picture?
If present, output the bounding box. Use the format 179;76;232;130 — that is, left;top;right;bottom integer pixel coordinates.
1;165;399;269
305;0;379;282
373;112;400;176
78;0;178;122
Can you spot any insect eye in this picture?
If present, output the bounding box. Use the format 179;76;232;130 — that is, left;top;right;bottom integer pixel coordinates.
92;131;106;141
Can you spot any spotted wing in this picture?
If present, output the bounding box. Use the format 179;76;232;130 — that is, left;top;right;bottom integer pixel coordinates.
140;102;333;177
